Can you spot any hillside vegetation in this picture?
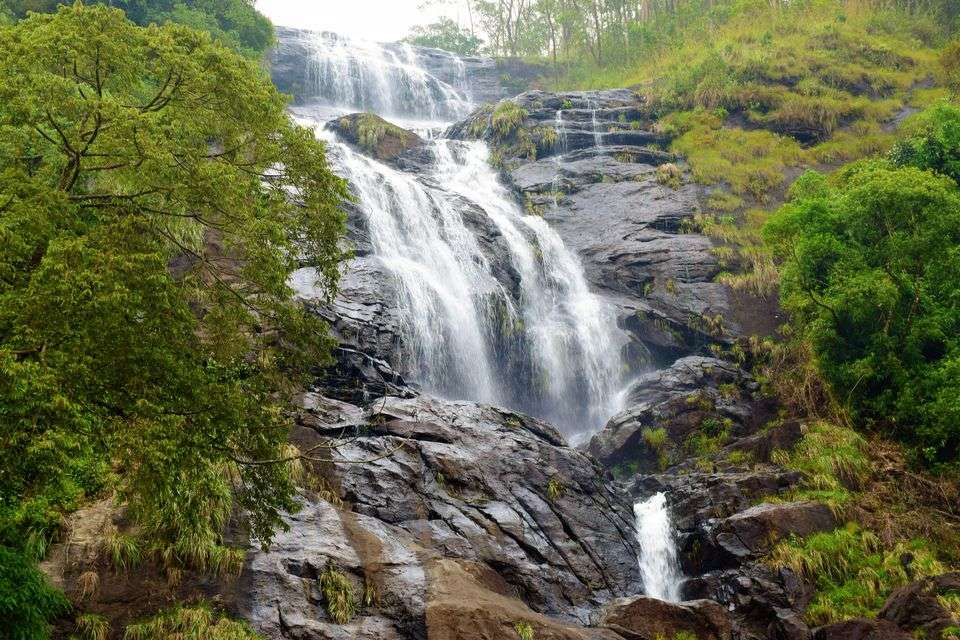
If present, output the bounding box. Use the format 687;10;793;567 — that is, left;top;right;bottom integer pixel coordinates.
0;0;273;56
0;4;344;638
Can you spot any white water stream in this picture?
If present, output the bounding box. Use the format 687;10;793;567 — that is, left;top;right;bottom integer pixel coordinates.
305;32;473;123
634;493;685;602
294;31;629;435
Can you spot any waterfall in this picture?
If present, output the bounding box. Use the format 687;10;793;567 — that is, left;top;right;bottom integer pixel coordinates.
431;140;625;431
551;110;568;209
588;97;604;148
634;493;684;602
304;32;472;123
293;33;629;436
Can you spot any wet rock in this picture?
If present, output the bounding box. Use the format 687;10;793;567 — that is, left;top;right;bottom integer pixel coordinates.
710;502;837;562
586;356;768;471
448;90;739;360
878;572;960;638
235;394;645;637
631;469;803;533
684;568;813;640
594;595;733;640
327;113;423;162
814;619;912;640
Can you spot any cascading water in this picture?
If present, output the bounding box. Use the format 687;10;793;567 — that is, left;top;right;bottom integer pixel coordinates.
431;140;624;430
295;32;628;436
304;32;473;123
588;97;604;148
551;110;568;210
634;493;685;602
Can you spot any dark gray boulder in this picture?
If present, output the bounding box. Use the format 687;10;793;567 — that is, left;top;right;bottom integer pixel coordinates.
594;595;733;640
710;502;838;563
586;356;769;471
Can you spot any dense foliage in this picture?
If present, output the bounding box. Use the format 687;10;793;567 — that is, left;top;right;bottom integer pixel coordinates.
0;0;273;56
404;17;483;56
445;0;957;69
0;547;70;640
124;603;264;640
764;106;960;469
0;1;346;584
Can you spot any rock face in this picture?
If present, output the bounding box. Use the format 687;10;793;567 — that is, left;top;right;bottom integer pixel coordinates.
233;394;645;638
587;356;770;470
448;90;739;362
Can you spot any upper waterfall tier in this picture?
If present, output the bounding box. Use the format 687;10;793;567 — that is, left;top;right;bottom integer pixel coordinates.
270;26;542;122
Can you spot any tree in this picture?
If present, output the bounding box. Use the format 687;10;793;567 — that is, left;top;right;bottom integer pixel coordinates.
0;0;274;57
890;101;960;182
0;3;347;564
0;547;70;639
764;160;960;468
405;16;484;55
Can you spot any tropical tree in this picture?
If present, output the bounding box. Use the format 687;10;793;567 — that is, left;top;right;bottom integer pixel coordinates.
405;16;484;55
0;2;347;568
764;159;960;468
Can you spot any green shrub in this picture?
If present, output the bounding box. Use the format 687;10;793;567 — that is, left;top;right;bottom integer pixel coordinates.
491;101;529;139
0;546;70;640
764;156;960;469
769;524;944;626
124;603;263;640
890;101;960;183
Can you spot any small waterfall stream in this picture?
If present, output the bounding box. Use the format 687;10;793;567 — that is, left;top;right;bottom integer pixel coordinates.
634;493;685;602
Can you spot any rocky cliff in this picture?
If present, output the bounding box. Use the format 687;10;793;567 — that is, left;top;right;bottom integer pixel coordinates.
41;83;958;640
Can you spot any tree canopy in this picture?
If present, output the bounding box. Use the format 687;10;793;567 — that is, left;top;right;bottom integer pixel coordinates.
764;105;960;469
0;1;346;575
0;0;274;57
405;17;484;56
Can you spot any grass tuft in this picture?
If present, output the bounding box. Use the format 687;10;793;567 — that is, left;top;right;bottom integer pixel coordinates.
515;621;535;640
103;531;142;573
76;613;110;640
124;603;262;640
768;523;945;626
319;562;357;625
491;101;529;139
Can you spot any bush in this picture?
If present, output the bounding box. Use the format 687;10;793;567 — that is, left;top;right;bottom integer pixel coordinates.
491;101;529;139
890;101;960;182
124;603;263;640
0;546;70;640
764;157;960;469
769;524;944;625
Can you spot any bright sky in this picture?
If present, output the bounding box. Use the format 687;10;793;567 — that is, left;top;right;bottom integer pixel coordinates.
255;0;457;42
